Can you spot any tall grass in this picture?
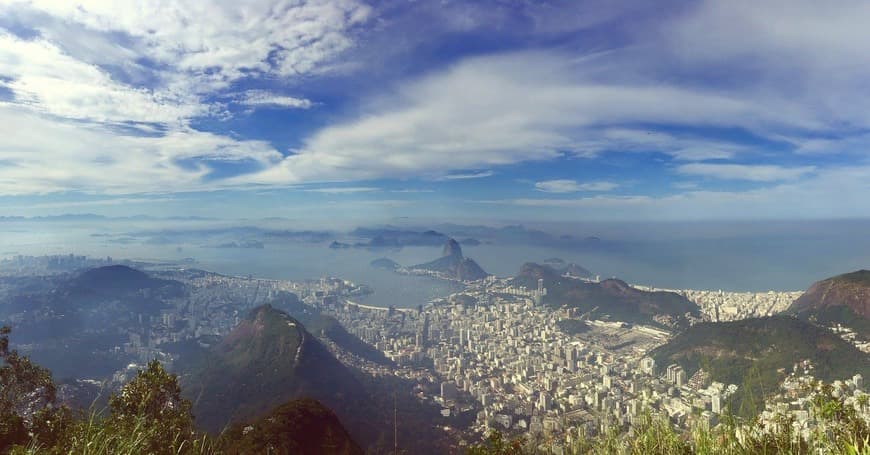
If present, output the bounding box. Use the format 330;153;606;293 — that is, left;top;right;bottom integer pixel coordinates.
472;389;870;455
8;409;216;455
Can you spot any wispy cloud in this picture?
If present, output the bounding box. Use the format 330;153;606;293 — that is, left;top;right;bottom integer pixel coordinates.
473;166;870;218
236;90;313;109
244;43;838;185
677;163;816;182
0;196;175;210
302;186;378;194
535;179;618;193
438;171;495;180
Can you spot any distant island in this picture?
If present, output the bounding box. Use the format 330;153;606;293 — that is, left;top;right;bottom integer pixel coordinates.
214;239;265;249
370;258;401;271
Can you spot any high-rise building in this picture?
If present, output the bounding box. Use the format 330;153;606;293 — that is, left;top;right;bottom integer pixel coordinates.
640;357;655;375
666;364;684;384
538;392;552;411
676;369;687;387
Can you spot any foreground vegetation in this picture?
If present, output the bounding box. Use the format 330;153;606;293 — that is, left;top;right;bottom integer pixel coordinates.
4;323;870;455
1;326;360;455
468;388;870;455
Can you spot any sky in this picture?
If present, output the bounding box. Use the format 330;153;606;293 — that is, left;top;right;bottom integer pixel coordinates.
1;0;870;223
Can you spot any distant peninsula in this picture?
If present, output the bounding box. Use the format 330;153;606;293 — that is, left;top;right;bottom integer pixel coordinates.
367;238;489;282
409;239;489;281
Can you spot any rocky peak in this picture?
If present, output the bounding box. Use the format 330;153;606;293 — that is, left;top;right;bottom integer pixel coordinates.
442;238;463;258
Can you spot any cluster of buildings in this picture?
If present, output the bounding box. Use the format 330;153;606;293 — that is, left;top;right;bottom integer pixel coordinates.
830;324;870;353
759;362;868;442
308;273;870;452
88;270;371;367
310;277;748;452
0;254;115;275
678;289;803;321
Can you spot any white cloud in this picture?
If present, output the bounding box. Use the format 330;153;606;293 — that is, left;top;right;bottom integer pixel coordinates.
0;104;281;195
227;0;870;188
677;163;816;182
535;179;618;193
242;50;822;185
660;0;870;129
0;0;371;195
237;90;313;109
0;31;202;125
1;0;869;208
439;171;495;180
302;186;377;194
480;166;870;219
17;0;371;82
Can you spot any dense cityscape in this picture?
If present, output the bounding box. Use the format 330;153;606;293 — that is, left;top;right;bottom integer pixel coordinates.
4;253;867;453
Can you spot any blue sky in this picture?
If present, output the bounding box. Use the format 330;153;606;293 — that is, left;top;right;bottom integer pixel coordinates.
1;0;869;222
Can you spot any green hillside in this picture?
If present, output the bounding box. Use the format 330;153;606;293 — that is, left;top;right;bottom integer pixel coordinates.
789;270;870;337
650;316;870;417
219;398;363;455
514;263;699;328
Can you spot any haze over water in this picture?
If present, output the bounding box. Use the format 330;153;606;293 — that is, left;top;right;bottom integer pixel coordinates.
2;219;869;308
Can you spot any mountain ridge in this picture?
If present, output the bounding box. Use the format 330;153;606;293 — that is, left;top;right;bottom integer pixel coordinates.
513;262;698;328
650;315;870;417
183;304;374;440
789;269;870;336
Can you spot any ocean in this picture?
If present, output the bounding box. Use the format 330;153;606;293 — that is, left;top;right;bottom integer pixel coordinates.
1;218;869;308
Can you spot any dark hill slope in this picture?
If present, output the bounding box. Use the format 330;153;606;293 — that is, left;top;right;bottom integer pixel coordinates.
183;305;373;438
182;305;454;454
514;262;698;328
651;316;870;417
789;270;870;336
266;292;391;366
219;398;363;455
8;266;185;377
68;265;184;299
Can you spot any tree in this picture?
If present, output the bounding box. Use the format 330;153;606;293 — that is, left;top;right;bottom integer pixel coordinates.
107;359;196;454
0;326;66;453
466;430;524;455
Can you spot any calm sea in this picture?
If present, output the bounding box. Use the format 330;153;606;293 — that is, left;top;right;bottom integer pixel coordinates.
2;219;869;307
